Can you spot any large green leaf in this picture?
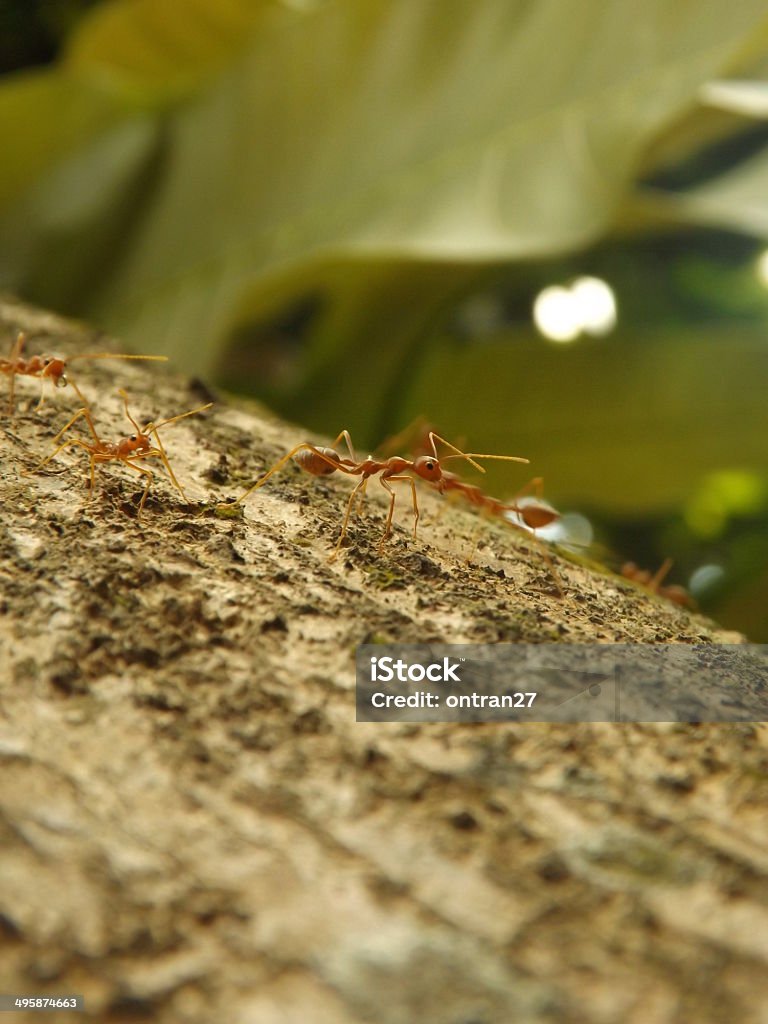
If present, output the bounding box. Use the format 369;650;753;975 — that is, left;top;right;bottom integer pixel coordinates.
2;0;767;373
65;0;278;104
637;76;768;237
0;69;120;208
700;79;768;117
642;79;768;243
385;327;768;514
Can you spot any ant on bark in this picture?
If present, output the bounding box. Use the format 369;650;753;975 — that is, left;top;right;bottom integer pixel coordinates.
621;559;695;609
377;416;559;529
436;471;558;531
33;389;212;517
372;417;564;590
1;331;168;413
220;429;562;579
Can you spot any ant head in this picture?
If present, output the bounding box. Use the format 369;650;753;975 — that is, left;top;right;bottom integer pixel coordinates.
42;357;67;385
413;455;442;483
119;431;152;458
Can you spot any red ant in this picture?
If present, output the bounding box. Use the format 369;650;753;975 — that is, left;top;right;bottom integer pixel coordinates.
377;417;558;530
376;418;563;588
33;389;212;517
435;471;559;531
621;559;695;609
221;429;557;562
433;471;565;594
1;331;168;413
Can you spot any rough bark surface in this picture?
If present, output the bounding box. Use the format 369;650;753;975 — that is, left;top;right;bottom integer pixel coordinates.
1;298;766;1024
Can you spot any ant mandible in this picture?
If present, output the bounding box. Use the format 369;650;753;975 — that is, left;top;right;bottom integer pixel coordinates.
34;389;212;517
1;331;168;413
221;429;530;559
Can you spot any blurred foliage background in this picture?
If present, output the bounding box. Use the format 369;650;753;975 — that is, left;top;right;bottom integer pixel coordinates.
1;0;767;638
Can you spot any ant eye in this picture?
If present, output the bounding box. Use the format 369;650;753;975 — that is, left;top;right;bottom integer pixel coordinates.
426;462;435;470
130;434;137;442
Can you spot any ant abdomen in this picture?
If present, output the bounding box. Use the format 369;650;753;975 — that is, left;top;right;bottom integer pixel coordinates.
517;504;559;530
293;446;341;476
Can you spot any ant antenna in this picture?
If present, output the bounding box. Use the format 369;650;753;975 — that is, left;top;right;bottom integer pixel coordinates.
427;433;486;473
148;403;213;432
68;353;169;364
445;453;530;465
148;403;213;497
118;389;143;434
428;432;530;473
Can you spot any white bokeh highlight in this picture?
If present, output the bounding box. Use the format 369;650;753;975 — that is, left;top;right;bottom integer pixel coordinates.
533;276;617;343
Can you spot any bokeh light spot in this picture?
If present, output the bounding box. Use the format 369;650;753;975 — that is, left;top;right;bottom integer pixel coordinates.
570;276;618;336
533;277;617;342
532;286;581;343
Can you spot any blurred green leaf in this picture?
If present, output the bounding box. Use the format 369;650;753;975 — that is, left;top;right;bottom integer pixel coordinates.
655;144;768;238
684;469;767;537
2;0;768;373
362;327;768;514
65;0;276;104
700;79;768;118
0;115;160;309
0;69;119;207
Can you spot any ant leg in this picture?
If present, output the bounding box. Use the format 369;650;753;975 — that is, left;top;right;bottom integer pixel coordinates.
9;333;24;361
510;476;545;503
5;333;24;414
86;454;99;502
503;476;564;593
226;442;359;508
378;474;419;548
51;406;99;445
649;557;673;594
329;476;367;562
120;457;156;518
381;474;419;541
328;429;358;464
140;401;213;498
229;445;314;505
356;476;369;515
146;434;186;499
454;516;484;565
69;378;91;409
378;477;397;545
505;518;566;599
35;377;49;411
33;437;93;473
